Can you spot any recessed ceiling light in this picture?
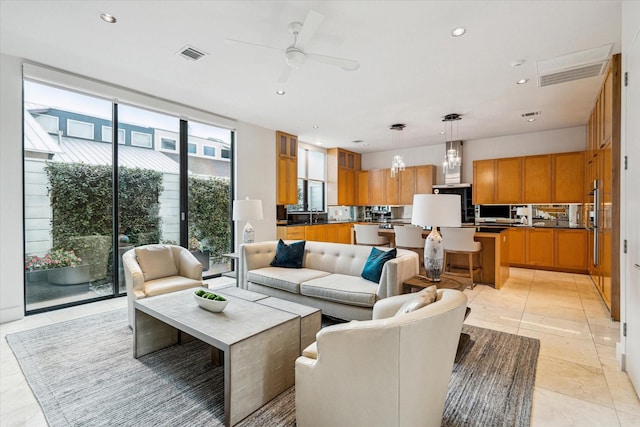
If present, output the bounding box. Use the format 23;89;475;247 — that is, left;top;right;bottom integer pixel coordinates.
511;60;525;67
527;118;536;122
352;140;363;144
363;143;370;146
439;131;446;135
100;12;117;23
451;27;466;37
276;90;285;95
313;125;319;129
516;79;529;85
316;141;322;145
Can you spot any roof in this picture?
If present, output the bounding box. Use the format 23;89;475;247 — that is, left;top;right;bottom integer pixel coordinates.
24;108;63;155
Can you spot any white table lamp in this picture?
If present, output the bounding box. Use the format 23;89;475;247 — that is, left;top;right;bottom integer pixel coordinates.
411;194;461;281
516;207;528;225
233;199;263;244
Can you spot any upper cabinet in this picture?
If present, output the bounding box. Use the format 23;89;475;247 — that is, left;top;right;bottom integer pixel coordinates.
553;151;585;203
414;165;436;196
276;131;298;205
356;170;369;206
473;151;585;204
368;169;386;205
327;148;361;206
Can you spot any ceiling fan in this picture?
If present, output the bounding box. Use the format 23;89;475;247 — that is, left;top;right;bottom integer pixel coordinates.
225;10;359;83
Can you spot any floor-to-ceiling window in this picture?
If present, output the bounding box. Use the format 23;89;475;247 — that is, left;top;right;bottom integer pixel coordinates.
23;78;234;313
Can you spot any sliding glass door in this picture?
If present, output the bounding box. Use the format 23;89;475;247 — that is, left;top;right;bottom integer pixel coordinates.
23;80;234;313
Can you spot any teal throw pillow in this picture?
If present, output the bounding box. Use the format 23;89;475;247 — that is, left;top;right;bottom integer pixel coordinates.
361;247;397;283
270;239;306;268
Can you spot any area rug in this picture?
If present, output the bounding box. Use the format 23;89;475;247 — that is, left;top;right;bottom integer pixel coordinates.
6;308;539;427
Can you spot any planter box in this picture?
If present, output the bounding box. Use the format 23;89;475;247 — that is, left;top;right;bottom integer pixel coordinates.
47;264;91;286
25;269;48;284
191;250;210;271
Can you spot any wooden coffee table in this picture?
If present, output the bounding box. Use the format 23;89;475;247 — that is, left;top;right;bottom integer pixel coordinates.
133;288;302;426
403;274;470;293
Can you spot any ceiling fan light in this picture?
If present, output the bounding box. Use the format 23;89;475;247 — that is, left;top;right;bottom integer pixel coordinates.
285;49;306;68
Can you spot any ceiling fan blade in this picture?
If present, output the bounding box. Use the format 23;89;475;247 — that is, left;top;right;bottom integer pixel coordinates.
225;38;284;53
277;65;292;83
306;53;360;71
296;10;324;50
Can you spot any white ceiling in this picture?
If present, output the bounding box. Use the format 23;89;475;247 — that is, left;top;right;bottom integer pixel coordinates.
0;1;621;153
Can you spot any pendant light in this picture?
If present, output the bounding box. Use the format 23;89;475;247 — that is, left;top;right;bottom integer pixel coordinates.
390;123;406;177
442;113;462;172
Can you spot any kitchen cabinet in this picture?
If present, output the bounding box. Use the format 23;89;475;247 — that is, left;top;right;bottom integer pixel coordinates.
368;169;386;205
509;228;526;265
276;226;305;241
553;151;585;203
399;167;416;205
525;228;554;268
385;169;399;205
415;165;436;195
523;155;551;203
554;229;588;270
356;171;369;206
276;131;298;205
473;159;496;204
328;148;360;206
335;223;353;244
495;157;522;204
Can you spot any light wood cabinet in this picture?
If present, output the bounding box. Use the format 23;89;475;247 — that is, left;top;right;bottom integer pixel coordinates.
368;169;386;205
327;148;361;206
276;226;305;241
496;157;522;204
385;169;399;205
553;151;585;203
523;155;551;203
356;171;369;206
555;229;588;270
473;159;496;204
509;228;526;265
276;131;298;205
415;165;436;195
399;167;416;205
525;228;554;268
335;223;353;244
277;223;353;244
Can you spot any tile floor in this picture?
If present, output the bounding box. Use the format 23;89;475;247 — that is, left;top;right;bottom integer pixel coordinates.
1;270;639;426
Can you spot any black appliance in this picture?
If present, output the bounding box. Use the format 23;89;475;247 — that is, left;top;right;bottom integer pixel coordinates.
478;204;511;220
432;184;474;224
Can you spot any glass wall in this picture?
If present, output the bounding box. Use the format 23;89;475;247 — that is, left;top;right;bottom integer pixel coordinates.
24;81;115;311
23;79;235;312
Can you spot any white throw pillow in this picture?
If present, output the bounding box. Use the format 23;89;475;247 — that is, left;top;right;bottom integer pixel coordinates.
135;245;178;281
395;285;438;316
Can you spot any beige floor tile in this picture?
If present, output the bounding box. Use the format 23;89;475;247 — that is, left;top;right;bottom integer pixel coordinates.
597;343;619;362
603;365;640;416
520;312;592;340
590;323;622;348
0;314;55;339
523;299;589;324
617;409;640;427
519;328;601;368
0;341;21;377
463;316;520;334
535;355;614;408
531;387;620;427
526;291;584;310
0;402;48;427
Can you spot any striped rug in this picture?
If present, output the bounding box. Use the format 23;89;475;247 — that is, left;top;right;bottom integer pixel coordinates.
6;308;538;427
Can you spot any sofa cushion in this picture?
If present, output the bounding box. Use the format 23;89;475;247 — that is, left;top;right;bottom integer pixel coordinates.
135;245;178;282
248;267;331;294
301;274;379;307
395;285;438;316
144;276;203;297
270;239;306;268
361;247;397;283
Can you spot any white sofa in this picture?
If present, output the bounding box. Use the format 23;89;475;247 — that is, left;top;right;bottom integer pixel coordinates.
295;289;468;427
123;244;204;327
239;240;419;320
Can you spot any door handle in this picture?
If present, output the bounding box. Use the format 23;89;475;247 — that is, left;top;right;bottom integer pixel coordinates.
635;263;640;270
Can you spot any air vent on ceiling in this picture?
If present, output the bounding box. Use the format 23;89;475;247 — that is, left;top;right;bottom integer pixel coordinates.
178;45;207;61
537;44;612;87
521;111;541;118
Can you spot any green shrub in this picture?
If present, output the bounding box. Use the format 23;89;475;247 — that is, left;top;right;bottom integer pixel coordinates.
188;176;231;263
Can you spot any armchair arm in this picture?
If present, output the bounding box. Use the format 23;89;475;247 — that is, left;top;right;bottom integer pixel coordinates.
177;248;203;280
239;241;278;289
122;249;145;295
376;250;419;299
371;293;417;320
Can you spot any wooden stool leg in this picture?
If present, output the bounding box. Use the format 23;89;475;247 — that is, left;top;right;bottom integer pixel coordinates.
468;253;475;289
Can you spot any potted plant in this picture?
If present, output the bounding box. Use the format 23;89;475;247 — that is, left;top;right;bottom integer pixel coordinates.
189;237;210;271
25;249;90;286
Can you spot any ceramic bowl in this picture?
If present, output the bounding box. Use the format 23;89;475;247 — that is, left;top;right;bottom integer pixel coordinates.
193;291;228;313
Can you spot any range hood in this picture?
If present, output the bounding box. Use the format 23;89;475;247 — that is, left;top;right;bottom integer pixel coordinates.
433;183;471;188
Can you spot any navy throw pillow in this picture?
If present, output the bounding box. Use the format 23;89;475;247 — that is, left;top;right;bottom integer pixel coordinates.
270;239;306;268
361;247;397;283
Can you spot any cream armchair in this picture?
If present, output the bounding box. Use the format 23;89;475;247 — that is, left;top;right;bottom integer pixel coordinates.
123;244;204;327
295;289;467;427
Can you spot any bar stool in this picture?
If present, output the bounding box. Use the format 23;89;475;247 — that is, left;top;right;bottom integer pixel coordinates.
393;225;426;275
353;224;390;246
440;227;482;289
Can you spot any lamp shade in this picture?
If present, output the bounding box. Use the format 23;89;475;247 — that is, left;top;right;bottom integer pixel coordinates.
411;194;461;227
233;199;263;221
516;207;526;216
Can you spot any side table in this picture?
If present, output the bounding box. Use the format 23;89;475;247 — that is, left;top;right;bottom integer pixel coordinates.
403;274;470;293
221;252;239;285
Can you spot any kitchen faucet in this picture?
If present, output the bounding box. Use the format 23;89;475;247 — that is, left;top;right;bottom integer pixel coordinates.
310;208;318;224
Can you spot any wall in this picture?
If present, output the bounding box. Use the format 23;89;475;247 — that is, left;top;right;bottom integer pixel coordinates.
0;54;25;322
362;126;586;185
